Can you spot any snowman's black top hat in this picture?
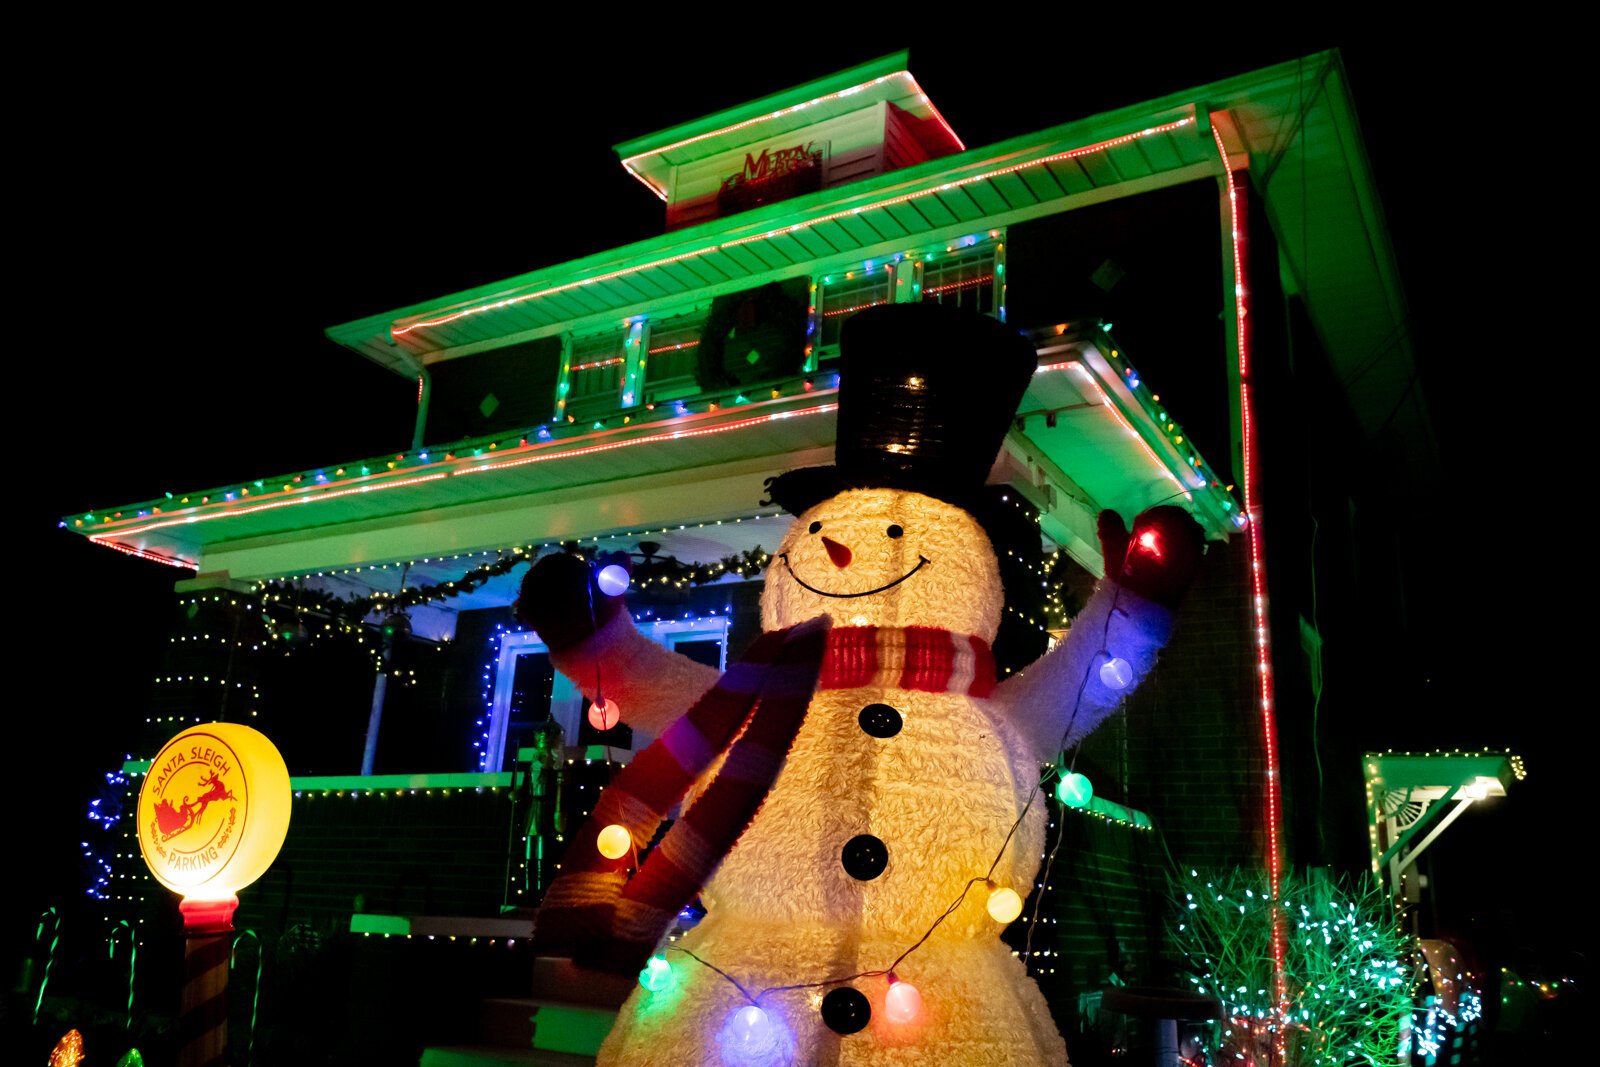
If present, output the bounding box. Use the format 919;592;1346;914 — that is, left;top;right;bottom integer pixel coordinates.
763;302;1039;517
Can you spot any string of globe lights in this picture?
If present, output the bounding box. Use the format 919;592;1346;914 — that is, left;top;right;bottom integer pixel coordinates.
577;556;1143;1051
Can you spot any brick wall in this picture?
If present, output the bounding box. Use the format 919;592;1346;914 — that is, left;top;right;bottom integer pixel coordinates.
1032;536;1263;1033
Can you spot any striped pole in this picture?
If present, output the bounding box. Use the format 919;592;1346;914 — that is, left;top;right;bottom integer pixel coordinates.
178;896;238;1067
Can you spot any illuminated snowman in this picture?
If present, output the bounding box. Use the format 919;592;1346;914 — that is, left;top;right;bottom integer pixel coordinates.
522;303;1202;1066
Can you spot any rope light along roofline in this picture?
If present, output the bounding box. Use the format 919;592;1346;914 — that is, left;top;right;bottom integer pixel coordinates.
1043;361;1197;498
87;538;197;570
617;72;965;201
1210;121;1287;1015
81;343;1236;551
87;398;839;540
452;404;838;478
390;118;1194;338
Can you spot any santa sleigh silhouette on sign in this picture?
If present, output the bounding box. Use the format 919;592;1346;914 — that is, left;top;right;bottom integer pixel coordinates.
153;771;235;842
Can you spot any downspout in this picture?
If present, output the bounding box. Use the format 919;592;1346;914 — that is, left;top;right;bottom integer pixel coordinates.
413;365;433;452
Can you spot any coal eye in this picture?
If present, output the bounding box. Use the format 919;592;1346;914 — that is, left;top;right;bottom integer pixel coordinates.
808;521;822;534
886;524;904;539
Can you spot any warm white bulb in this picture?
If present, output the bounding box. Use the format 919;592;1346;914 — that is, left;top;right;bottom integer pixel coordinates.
596;824;632;859
987;885;1024;923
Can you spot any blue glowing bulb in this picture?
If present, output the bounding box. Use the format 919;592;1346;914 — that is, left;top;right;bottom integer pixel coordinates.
596;564;630;597
727;1004;774;1052
1099;656;1134;689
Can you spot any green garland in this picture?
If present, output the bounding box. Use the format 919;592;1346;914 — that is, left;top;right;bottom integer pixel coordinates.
254;544;776;629
255;547;543;622
256;539;1083;633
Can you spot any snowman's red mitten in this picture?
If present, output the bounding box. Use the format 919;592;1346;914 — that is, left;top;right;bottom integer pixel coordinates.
1097;505;1204;609
514;551;631;650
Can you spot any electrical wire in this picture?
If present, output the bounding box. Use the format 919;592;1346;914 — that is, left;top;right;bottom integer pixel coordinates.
670;581;1133;1005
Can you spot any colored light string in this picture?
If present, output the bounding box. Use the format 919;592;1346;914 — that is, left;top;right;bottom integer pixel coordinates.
1211;121;1286;1019
84;387;837;542
664;585;1129;1020
391;118;1191;338
451;403;837;478
87;537;196;570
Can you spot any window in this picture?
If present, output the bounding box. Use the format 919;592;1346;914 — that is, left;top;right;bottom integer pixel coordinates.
920;245;999;316
485;617;729;770
562;330;628;421
816;266;895;351
642;309;707;403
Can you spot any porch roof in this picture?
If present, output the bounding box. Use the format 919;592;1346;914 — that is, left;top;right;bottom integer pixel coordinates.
64;327;1239;583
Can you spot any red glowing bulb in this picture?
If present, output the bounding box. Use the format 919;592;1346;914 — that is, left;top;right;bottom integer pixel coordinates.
589;698;620;730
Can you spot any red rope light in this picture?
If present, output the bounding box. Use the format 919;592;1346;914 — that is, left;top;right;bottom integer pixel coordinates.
647;339;700;355
1211;121;1287;1020
821;298;889;319
570;356;627;373
391;118;1193;338
88;538;196;569
922;274;994;296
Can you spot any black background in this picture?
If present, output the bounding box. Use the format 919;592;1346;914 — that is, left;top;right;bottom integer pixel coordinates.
15;20;1576;1003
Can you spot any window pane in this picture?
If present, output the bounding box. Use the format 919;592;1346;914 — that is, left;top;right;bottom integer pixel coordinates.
922;248;997;315
503;651;555;772
565;331;627;419
817;269;894;350
674;639;724;670
644;311;707;402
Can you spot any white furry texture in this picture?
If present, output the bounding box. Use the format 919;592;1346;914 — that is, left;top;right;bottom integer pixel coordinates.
996;582;1174;763
550;487;1176;1065
549;611;721;737
760;490;1003;638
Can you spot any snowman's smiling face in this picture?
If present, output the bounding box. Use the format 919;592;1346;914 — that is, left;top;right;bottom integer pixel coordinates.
760;487;1003;639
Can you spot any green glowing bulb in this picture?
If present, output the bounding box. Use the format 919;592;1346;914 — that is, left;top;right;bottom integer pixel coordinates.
1056;772;1094;808
639;955;673;992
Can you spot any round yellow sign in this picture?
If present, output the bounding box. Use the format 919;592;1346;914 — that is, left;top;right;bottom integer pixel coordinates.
136;722;290;898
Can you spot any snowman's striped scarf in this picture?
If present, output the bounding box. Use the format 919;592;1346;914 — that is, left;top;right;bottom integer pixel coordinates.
533;620;997;974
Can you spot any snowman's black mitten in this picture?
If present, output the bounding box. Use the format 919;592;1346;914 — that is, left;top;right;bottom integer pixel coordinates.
1097;506;1204;609
514;551;630;651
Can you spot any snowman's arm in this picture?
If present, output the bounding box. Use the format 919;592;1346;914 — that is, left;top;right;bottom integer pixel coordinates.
547;610;722;737
993;579;1175;764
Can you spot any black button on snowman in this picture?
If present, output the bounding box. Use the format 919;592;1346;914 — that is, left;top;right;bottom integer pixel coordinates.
857;702;902;737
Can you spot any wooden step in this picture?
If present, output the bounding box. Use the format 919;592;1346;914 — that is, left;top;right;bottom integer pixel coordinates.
530;956;633;1009
530;1000;618;1056
479;998;538;1047
471;995;620;1057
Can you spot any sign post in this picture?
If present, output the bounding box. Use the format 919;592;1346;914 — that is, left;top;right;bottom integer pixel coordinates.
136;723;290;1067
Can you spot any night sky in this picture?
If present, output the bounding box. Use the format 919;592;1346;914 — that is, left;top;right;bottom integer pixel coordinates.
19;25;1574;988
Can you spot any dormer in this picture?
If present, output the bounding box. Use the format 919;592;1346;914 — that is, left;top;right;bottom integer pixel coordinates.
613;51;963;232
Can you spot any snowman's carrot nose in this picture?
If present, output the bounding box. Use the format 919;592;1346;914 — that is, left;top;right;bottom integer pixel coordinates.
821;536;853;568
